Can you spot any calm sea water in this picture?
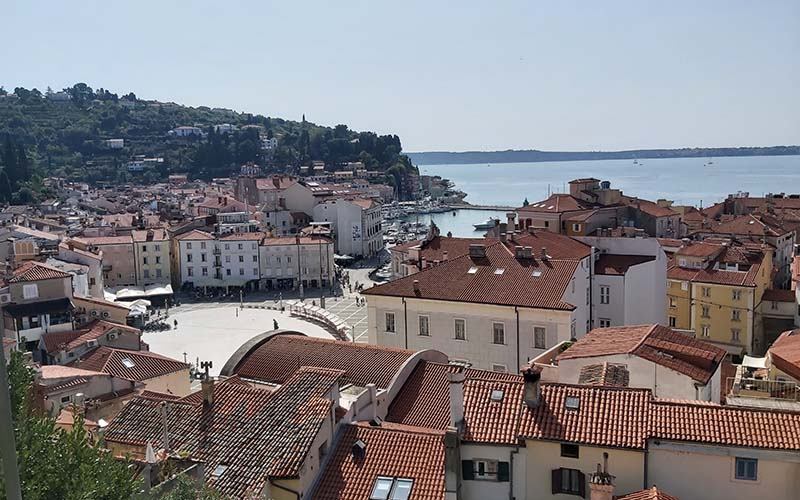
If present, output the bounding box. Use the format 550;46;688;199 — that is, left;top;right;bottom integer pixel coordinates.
416;155;800;238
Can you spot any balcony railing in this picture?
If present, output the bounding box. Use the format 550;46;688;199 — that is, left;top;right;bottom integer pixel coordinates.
727;377;799;401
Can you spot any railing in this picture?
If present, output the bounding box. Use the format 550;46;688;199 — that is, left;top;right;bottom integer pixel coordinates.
727;377;799;401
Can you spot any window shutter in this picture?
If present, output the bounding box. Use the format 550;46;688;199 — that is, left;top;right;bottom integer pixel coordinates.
577;470;586;498
462;460;474;480
497;461;510;482
551;468;561;494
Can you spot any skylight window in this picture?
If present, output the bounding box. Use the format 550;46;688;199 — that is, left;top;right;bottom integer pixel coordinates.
391;479;414;500
547;205;555;210
370;477;415;500
467;266;478;274
490;389;504;402
212;464;229;477
565;396;580;410
121;358;135;369
370;477;394;500
532;270;542;277
494;268;505;275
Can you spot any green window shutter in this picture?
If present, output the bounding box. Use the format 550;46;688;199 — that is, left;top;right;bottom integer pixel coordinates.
497;461;510;482
462;460;474;480
551;468;561;494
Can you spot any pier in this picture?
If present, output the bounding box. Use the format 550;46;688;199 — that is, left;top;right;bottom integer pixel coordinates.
447;203;516;211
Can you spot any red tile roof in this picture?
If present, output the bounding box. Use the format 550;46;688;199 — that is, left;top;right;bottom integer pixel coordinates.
105;367;342;497
364;239;583;311
220;231;264;241
8;261;72;283
621;196;678;218
76;235;133;246
255;176;298;191
558;325;726;384
386;361;523;444
41;320;140;354
313;422;446;500
577;362;630;387
650;399;800;450
675;242;724;258
667;243;764;287
72;346;187;382
519;384;652;449
769;329;800;381
518;194;595;213
617;487;681;500
392;235;487;263
131;229;168;242
762;288;796;302
701;213;790;238
594;254;655;276
174;229;214;241
229;334;415;389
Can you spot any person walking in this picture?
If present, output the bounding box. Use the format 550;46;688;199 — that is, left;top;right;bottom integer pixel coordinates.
273;318;279;330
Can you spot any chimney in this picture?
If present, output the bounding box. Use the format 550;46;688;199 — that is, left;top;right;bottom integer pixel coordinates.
588;453;615;500
523;246;533;259
468;244;486;258
540;247;549;260
515;245;525;259
420;257;428;269
201;377;215;406
444;427;461;500
448;369;465;427
365;383;377;421
443;251;449;261
412;279;420;294
522;367;542;408
506;212;517;232
500;232;507;243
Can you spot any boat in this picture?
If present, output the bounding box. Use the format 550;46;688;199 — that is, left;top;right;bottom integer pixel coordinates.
473;217;500;230
633;159;638;165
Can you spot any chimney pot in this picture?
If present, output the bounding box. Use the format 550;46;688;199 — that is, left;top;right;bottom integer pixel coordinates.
443;251;449;261
522;367;542;407
412;280;420;293
448;370;465;427
540;247;548;260
201;377;215;406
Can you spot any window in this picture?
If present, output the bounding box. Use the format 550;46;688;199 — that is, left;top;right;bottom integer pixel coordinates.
253;268;258;276
586;287;589;305
732;289;742;301
318;441;328;458
385;312;396;333
252;255;258;262
560;444;579;459
731;328;741;342
599;318;611;328
121;358;135;368
492;364;507;373
370;477;414;500
142;245;148;252
252;243;257;250
454;319;466;340
156;269;162;278
143;257;148;265
669;316;676;327
186;242;192;250
288;256;292;263
534;326;546;349
731;309;741;322
418;315;430;336
225;255;231;263
238;255;244;263
701;305;710;318
467;266;478;274
143;270;150;279
681;282;688;291
200;242;206;249
187;267;194;277
212;464;229;478
735;458;757;481
155;244;160;251
202;267;208;276
702;287;711;298
492;323;505;345
239;268;244;275
238;243;243;250
187;253;193;262
226;269;231;276
572;223;581;232
669;297;677;308
600;285;610;304
60;395;71;404
571;278;575;293
552;468;585;496
224;243;230;250
565;396;580;410
155;256;161;264
701;324;710;337
22;284;38;299
570;320;576;338
201;253;207;262
475;459;497;480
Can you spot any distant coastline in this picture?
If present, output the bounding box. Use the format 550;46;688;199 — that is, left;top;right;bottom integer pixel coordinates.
407;146;800;166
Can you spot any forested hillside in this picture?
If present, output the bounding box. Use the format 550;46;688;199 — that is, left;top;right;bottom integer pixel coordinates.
0;83;416;194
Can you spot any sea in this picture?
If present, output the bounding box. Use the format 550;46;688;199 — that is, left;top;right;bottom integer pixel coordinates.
411;155;800;238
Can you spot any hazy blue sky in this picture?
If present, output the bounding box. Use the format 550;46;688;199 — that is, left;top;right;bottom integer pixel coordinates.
4;1;798;151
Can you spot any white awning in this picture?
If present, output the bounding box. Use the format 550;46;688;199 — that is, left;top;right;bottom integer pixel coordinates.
741;355;768;369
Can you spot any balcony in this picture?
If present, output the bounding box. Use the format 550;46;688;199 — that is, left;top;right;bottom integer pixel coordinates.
726;376;800;411
213;247;222;255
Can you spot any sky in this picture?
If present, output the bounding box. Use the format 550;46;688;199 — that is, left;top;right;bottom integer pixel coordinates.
3;1;799;152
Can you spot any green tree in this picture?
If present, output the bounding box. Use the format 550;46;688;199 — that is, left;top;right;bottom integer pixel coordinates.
0;351;139;500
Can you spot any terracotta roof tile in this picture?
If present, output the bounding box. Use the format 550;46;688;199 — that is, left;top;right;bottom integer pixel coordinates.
762;288;796;302
769;329;800;381
578;363;630;387
594;254;655;275
386;361;523;444
8;261;72;283
230;334;415;389
313;422;446;500
365;239;584;311
105;368;342;497
174;229;215;241
72;346;187;382
558;325;725;384
518;194;596;213
617;486;681;500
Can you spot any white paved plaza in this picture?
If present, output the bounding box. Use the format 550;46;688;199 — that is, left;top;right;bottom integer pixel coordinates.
142;304;333;376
